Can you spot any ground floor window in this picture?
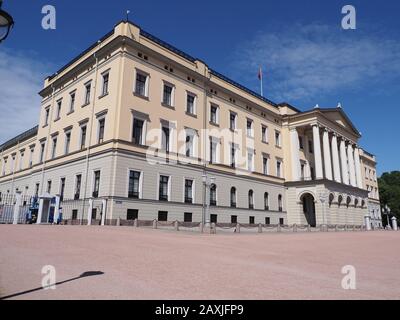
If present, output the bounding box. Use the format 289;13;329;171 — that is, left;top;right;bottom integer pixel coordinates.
72;209;78;220
231;215;237;224
91;208;97;220
279;218;284;225
210;214;217;223
249;216;255;225
184;212;192;222
127;209;138;220
265;217;270;225
158;211;168;221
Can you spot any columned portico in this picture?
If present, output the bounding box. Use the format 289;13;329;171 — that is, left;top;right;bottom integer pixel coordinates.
290;128;301;181
347;144;357;187
331;134;341;183
312;124;323;179
322;129;333;180
340;139;349;185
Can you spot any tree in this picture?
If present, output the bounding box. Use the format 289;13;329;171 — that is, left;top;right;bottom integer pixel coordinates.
378;171;400;225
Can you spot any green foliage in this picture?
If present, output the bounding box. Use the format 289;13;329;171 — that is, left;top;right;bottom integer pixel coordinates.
378;171;400;221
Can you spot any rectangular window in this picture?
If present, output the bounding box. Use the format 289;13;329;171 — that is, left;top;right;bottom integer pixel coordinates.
47;180;52;194
279;218;284;225
19;152;24;171
276;160;282;178
301;163;305;179
51;137;57;159
230;144;236;168
102;73;109;96
60;178;66;201
72;210;78;220
162;84;173;106
184;179;193;203
185;133;194;157
186;93;195;115
161;126;170;152
35;183;40;197
92;208;97;220
98;118;105;144
74;174;81;200
263;157;269;175
184;212;192;223
159;175;169;201
230;112;236;130
93;170;100;198
262;126;268;143
275;131;281;147
210;214;217;223
127;209;138;220
55;100;62;120
84;82;91;105
128;170;141;198
69;92;75;112
29;147;34;168
299;136;304;149
247;119;254;137
247;151;254;171
210;139;217;164
132;118;144;145
158;211;168;221
265;217;270;225
65;131;71;155
80;125;87;149
44;108;50;126
210;105;218;124
135;72;148;97
249;216;255;225
231;215;237;224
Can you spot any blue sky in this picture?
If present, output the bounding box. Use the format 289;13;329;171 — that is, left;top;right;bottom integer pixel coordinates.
1;0;399;175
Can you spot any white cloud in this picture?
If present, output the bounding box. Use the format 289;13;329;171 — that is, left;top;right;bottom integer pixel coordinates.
230;24;400;102
0;49;51;144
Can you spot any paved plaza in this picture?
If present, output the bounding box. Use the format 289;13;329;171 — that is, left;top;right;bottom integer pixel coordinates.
0;225;399;300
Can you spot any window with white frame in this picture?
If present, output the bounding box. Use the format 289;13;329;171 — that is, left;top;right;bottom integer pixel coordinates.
44;107;50;126
64;131;71;155
161;125;170;152
19;151;24;171
2;158;7;175
101;72;109;96
209;137;219;164
51;137;57;159
263;155;269;175
262;125;268;143
69;91;76;113
135;71;149;97
39;142;45;163
276;159;282;178
97;117;105;144
84;82;91;105
230;143;237;168
132;118;145;145
159;175;170;201
162;82;174;106
93;170;101;197
29;147;34;168
210;104;219;124
128;170;141;199
186;92;196;115
80;125;87;149
247;119;254;137
184;179;194;203
275;130;281;147
247;149;254;172
55;100;62;120
230;112;237;130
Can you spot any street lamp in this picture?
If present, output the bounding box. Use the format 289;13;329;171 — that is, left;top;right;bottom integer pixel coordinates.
0;0;14;43
382;204;391;229
202;173;215;228
319;191;328;229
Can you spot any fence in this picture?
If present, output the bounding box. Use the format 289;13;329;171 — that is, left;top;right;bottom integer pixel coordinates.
0;194;36;224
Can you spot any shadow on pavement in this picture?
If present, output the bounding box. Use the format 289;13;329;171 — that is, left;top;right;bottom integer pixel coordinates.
0;271;104;300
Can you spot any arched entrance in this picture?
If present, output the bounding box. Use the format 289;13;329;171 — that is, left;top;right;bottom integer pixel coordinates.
301;193;316;227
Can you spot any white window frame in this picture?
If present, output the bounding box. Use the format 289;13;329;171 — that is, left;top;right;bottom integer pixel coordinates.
161;81;175;107
229;111;237;130
157;173;171;202
183;177;195;204
64;130;71;155
19;151;24;171
127;168;143;199
247;148;255;172
134;69;150;97
262;153;270;175
131;111;148;146
69;90;76;113
101;71;110;96
186;91;197;115
51;137;57;159
246;118;254;138
262;125;269;143
210;103;219;124
275;130;281;147
84;81;92;105
55;99;62;120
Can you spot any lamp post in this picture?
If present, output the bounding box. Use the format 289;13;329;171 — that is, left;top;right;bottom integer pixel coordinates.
319;191;328;230
382;204;391;229
202;173;215;228
0;0;14;43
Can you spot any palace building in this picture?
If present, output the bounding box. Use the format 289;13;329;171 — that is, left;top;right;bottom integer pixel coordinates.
0;20;381;227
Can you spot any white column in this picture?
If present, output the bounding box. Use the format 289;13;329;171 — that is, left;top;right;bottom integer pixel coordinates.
354;147;363;189
87;198;93;226
305;161;311;180
322;129;333;180
37;198;44;224
101;199;107;226
331;134;341;183
290;128;301;181
54;195;61;224
312;124;323;179
347;144;356;187
13;191;22;225
339;138;349;185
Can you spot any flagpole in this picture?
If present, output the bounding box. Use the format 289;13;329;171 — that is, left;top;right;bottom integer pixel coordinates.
260;67;264;97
